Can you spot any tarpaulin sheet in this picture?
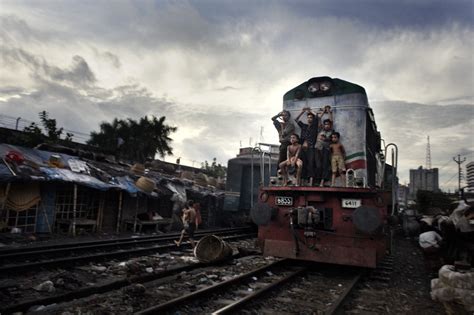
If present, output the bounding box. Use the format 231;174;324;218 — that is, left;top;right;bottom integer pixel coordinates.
0;144;138;193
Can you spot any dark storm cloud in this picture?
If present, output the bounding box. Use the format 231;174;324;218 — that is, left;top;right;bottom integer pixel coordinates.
0;86;25;95
1;47;96;87
275;0;473;29
49;56;97;86
373;101;473;132
0;15;41;42
103;52;121;69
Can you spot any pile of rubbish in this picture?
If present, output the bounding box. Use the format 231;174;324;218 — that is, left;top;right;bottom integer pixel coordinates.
431;264;474;312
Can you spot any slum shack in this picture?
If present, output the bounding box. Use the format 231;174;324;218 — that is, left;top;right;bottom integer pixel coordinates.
0;143;225;238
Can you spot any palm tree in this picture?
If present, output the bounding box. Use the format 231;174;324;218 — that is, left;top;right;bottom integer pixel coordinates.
88;115;177;162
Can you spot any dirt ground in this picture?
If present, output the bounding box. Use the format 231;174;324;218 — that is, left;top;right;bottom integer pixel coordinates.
344;232;470;315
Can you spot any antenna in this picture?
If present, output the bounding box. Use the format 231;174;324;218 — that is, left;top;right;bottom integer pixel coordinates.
426;135;431;169
453;154;466;196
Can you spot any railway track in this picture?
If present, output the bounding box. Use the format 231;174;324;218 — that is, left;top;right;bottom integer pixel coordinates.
9;254;362;314
136;259;362;315
136;259;304;314
0;227;256;273
0;245;257;314
0;227;253;259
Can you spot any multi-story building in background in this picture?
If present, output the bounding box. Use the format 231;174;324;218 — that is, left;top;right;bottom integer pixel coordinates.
467;161;474;192
409;166;439;198
398;184;409;209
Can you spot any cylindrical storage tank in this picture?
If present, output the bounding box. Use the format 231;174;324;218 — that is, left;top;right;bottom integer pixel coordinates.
194;235;233;263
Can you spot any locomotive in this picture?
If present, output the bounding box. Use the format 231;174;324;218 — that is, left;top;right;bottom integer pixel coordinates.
251;76;397;268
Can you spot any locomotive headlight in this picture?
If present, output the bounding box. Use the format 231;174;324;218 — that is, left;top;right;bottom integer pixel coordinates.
320;81;332;91
308;82;319;93
260;192;269;202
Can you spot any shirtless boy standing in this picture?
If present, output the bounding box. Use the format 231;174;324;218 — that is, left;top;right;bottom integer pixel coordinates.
329;132;346;187
279;134;303;186
174;200;197;248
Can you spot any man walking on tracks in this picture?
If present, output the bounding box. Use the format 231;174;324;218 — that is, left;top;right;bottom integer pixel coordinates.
174;200;197;248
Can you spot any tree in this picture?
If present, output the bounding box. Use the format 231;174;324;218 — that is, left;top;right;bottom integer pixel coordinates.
416;190;454;214
88;115;177;162
201;157;227;178
22;111;73;146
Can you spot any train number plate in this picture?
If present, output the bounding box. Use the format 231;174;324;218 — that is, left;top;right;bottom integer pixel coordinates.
342;198;361;208
275;196;293;206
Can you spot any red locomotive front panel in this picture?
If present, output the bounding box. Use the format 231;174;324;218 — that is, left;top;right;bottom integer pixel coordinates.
253;186;390;268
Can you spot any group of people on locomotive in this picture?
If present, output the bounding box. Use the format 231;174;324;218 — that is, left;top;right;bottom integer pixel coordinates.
272;105;346;187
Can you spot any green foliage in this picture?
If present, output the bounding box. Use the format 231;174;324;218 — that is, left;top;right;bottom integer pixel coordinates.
22;122;44;146
39;111;63;141
87;115;177;163
201;157;227;178
416;190;453;214
21;111;73;146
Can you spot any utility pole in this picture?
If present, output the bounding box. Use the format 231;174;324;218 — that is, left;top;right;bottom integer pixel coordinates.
453;154;466;196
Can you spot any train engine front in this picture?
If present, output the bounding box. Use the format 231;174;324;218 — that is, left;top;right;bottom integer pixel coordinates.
251;76;395;268
253;186;390;268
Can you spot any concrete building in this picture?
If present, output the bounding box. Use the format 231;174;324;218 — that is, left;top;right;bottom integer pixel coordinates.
398;184;409;209
467;161;474;192
409;166;439;198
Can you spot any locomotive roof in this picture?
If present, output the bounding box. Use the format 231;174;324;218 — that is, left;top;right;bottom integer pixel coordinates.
283;76;366;101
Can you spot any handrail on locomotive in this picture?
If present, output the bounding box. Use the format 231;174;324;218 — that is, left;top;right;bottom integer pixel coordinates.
250;145;272;208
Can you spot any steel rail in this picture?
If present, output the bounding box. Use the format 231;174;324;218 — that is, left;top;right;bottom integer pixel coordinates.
0;252;258;314
324;273;361;315
212;267;307;314
0;228;253;263
0;233;256;274
0;227;253;255
135;259;289;315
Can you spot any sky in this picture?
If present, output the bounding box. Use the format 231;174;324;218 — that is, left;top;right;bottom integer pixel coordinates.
0;0;473;192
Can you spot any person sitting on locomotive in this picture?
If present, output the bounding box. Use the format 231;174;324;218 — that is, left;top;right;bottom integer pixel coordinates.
279;134;303;186
315;132;331;187
330;132;346;187
271;110;296;169
294;107;319;186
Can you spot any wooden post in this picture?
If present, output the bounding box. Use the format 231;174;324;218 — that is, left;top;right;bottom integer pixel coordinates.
116;191;123;234
41;204;52;233
72;184;77;237
2;183;11;227
133;196;139;233
96;194;104;232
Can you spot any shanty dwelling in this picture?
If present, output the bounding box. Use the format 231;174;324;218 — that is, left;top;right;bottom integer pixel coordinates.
0;144;165;235
0;143;226;237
